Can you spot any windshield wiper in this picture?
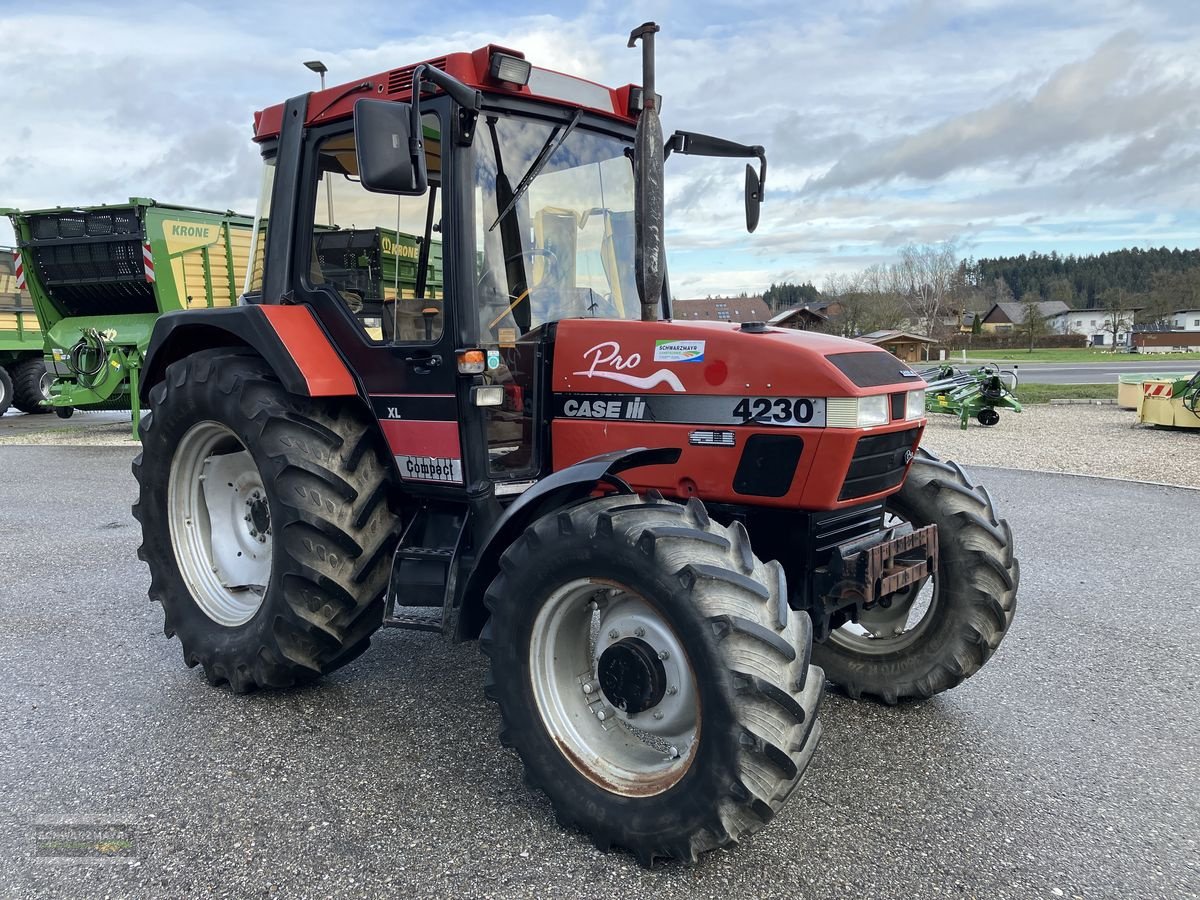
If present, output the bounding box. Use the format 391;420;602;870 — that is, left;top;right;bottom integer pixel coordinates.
488;109;583;232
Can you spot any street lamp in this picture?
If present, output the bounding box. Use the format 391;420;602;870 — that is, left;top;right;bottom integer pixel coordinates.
304;60;334;226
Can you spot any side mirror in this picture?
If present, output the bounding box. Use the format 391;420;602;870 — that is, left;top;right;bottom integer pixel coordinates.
745;164;762;234
353;98;427;195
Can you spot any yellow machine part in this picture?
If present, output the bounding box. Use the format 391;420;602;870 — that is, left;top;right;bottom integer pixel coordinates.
1137;378;1200;429
159;219;253;309
1117;380;1142;411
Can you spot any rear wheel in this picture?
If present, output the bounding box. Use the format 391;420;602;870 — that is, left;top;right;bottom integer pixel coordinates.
976;408;1000;426
481;493;823;864
813;449;1018;703
0;367;11;416
132;348;400;691
11;357;51;414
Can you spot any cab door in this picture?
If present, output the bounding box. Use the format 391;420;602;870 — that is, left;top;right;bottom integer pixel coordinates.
294;106;468;491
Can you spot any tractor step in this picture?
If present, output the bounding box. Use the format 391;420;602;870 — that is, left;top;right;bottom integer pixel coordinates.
385;505;466;626
382;607;444;633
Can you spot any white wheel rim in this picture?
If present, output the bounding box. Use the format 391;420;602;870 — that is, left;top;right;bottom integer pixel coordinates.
38;370;53;401
529;578;700;797
167;421;271;627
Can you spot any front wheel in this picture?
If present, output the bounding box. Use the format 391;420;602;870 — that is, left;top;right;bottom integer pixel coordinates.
132;348;400;692
813;449;1018;704
481;494;823;864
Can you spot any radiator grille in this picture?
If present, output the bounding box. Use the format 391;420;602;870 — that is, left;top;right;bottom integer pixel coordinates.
839;427;920;501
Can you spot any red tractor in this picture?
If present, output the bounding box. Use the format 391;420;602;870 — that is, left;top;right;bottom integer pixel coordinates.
133;23;1017;863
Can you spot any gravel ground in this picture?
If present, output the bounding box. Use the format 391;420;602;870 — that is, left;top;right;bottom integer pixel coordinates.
1;447;1197;898
921;404;1200;488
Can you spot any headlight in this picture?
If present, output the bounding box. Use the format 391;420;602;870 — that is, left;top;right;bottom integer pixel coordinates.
905;389;926;420
826;395;890;428
857;394;889;426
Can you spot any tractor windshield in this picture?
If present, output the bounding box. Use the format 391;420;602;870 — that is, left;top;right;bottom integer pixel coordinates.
473;113;640;342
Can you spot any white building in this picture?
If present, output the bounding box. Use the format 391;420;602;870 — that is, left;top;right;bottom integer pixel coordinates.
1047;309;1137;347
1171;309;1200;331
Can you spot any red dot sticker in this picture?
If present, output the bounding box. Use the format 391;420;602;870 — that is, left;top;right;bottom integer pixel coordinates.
704;360;728;386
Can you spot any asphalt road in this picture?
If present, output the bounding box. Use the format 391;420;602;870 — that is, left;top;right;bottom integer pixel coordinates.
964;359;1198;385
0;446;1197;899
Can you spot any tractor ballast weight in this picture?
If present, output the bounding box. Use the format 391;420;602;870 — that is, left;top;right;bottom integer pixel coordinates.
132;23;1018;864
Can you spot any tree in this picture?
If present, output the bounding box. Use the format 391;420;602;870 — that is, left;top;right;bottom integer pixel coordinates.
1045;276;1076;306
898;239;960;337
990;275;1015;305
1098;288;1133;350
763;281;822;313
1019;292;1048;352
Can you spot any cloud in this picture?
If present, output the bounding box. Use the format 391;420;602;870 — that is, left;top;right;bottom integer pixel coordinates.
803;32;1199;193
0;1;1198;297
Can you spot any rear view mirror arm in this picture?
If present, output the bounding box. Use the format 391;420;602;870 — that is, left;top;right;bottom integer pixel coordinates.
664;129;767;199
409;65;484;167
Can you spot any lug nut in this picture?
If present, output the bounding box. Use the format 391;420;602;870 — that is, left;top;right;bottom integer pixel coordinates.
633;626;645;638
666;685;678;695
582;682;594;694
596;710;607;721
658;650;670;661
653;711;664;720
608;629;619;640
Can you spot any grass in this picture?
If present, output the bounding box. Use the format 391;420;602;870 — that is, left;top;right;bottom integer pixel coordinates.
960;348;1200;363
1013;382;1119;404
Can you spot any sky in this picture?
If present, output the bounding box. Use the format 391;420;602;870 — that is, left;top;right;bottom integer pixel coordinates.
1;0;1198;298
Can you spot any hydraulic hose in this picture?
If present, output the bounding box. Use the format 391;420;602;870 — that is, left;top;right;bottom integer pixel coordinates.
68;328;109;388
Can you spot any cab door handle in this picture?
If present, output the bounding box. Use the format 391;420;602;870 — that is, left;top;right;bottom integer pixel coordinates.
404;353;442;373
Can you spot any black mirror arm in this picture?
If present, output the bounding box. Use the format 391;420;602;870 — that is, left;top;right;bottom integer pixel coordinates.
664;130;767;199
409;64;484;164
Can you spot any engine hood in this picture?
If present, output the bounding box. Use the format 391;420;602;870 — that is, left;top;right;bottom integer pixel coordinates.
552;319;927;397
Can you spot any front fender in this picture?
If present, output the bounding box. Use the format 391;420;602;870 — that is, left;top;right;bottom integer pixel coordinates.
452;446;682;641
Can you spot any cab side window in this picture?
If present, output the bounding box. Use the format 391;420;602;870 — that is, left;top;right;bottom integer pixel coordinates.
308;113;444;343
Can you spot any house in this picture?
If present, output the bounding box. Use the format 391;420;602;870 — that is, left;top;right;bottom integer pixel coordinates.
857;330;938;363
1047;308;1139;347
673;296;772;323
1171;309;1200;332
1132;322;1200;352
979;301;1070;334
768;305;828;331
898;313;963;336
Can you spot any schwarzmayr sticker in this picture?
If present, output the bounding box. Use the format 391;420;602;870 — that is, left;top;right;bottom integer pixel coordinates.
653;340;705;363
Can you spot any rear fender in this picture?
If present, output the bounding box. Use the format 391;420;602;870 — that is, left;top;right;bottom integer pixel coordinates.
452;446;682;641
140;305;358;401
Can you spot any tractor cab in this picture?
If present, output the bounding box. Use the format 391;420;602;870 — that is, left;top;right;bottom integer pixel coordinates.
240;49;655;493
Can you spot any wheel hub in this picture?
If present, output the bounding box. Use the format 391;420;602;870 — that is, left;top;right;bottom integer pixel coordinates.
167;421;272;627
245;492;271;540
598;638;666;715
528;579;700;796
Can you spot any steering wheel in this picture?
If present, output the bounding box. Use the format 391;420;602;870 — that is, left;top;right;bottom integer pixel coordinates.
478;248;560;331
